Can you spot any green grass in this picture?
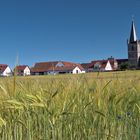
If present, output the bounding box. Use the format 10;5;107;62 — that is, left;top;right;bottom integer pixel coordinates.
0;71;140;139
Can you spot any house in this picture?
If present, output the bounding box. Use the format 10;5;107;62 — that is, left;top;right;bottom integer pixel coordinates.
89;60;117;72
81;63;93;72
15;65;31;76
107;58;118;70
81;58;118;72
0;64;13;76
31;61;85;75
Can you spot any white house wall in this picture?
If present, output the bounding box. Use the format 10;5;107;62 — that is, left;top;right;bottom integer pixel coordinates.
105;61;113;71
72;67;85;74
81;70;86;73
2;67;12;76
114;61;118;70
24;67;30;76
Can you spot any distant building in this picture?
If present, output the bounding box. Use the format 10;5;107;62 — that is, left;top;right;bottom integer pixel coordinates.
107;56;128;70
0;64;12;76
81;63;93;72
89;59;118;72
127;21;140;68
31;61;85;75
15;65;30;76
81;58;118;72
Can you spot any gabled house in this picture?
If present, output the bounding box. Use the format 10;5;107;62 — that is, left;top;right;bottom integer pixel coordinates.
0;64;13;76
31;61;85;75
81;58;118;72
89;60;117;72
15;65;31;76
107;58;118;70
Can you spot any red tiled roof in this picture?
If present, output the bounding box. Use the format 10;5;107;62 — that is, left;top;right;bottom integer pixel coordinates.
16;65;29;71
81;63;91;69
0;64;8;73
31;61;85;73
89;60;108;68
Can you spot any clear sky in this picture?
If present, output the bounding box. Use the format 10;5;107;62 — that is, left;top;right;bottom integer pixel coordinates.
0;0;140;68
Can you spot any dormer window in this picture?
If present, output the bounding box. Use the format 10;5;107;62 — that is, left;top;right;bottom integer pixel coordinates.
56;62;64;67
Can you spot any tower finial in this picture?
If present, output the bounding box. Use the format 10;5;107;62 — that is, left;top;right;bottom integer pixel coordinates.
129;19;137;42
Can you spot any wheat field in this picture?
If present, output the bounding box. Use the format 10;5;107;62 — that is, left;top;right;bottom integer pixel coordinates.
0;71;140;140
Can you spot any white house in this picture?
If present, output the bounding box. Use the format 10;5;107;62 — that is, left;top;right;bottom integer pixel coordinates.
31;61;85;75
100;60;113;71
72;66;85;74
89;60;113;72
15;65;30;76
0;64;13;76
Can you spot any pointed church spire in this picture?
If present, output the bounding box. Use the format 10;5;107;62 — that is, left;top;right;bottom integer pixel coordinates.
129;21;137;43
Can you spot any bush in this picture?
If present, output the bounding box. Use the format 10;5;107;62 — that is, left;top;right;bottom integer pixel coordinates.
120;62;129;70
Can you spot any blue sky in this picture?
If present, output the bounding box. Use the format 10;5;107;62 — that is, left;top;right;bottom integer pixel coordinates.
0;0;140;68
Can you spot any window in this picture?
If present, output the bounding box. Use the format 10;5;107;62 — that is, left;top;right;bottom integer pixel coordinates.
76;70;79;74
131;46;134;51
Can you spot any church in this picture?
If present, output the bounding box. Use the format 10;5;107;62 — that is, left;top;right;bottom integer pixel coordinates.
128;21;140;68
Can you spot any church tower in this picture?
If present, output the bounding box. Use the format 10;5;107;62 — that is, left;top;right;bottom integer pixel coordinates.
128;21;140;68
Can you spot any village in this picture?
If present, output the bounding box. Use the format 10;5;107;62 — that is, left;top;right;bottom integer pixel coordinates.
0;20;139;77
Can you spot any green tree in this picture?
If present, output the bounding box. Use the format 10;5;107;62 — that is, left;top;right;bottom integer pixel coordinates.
120;62;129;70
